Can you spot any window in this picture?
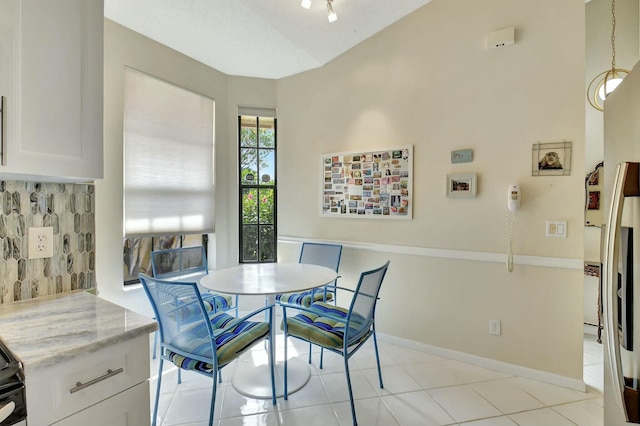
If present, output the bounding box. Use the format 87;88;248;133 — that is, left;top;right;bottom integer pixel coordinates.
123;234;207;285
123;67;214;283
238;109;277;263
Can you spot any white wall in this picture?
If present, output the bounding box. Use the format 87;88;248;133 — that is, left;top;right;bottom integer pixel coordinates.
276;0;585;381
217;77;278;269
584;0;639;328
99;0;587;384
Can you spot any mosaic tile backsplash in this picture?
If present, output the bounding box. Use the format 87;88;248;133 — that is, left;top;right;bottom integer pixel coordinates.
0;180;95;304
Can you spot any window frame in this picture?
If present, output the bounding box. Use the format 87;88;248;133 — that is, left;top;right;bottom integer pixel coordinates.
238;114;277;263
122;67;214;285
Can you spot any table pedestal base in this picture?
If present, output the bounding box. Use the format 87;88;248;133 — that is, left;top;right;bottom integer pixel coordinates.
232;356;311;399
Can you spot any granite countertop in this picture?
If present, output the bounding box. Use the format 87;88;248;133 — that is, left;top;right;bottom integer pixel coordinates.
0;291;157;374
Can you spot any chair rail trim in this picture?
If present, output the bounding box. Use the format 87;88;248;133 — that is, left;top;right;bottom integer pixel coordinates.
278;236;582;271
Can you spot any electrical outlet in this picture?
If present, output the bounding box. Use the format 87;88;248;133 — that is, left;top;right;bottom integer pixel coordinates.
489;319;501;336
28;227;53;259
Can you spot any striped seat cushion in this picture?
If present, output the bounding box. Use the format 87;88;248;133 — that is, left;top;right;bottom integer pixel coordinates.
276;289;334;307
282;302;369;349
203;293;233;310
173;293;232;321
166;311;269;372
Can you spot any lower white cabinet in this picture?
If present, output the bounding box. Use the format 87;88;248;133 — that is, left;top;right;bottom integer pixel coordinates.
52;382;149;426
25;334;150;426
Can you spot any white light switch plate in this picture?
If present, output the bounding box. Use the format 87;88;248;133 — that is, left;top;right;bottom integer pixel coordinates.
28;226;54;259
546;221;567;238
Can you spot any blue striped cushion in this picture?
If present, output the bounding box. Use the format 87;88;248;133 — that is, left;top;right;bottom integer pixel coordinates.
282;302;369;349
203;293;233;310
173;294;232;322
276;289;334;307
166;311;269;371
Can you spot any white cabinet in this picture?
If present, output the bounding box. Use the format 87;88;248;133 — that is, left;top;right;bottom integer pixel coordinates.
25;335;150;426
0;0;103;181
52;382;149;426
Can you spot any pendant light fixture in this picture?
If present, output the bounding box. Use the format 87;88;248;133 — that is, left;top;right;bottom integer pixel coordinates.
587;0;629;111
301;0;311;9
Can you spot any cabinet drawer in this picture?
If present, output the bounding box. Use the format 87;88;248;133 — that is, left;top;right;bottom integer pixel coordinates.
26;335;149;425
52;381;150;426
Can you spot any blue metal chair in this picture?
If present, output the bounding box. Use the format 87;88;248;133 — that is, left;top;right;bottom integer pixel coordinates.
281;261;390;426
151;246;239;316
140;273;276;426
276;242;342;308
276;242;343;363
150;246;239;361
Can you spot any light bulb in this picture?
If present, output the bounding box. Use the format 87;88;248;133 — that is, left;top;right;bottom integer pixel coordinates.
327;1;337;22
598;77;624;101
301;0;311;9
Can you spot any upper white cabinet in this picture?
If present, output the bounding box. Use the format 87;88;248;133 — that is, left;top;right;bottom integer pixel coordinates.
0;0;104;181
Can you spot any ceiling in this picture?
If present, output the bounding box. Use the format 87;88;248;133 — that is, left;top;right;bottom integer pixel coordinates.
104;0;433;79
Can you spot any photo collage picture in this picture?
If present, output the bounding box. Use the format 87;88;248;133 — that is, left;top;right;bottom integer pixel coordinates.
322;146;413;219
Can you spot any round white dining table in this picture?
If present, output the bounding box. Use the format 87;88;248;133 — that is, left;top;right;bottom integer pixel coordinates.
200;263;338;399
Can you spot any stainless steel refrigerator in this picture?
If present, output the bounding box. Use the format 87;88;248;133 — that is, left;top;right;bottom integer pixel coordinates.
603;61;640;425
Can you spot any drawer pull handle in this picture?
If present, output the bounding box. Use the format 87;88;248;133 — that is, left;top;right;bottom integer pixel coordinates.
0;96;6;166
70;368;124;394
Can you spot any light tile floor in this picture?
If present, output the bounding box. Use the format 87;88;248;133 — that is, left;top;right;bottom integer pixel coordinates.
149;332;604;426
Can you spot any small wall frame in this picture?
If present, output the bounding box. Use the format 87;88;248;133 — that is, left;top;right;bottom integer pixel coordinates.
532;141;572;176
446;173;477;198
585;161;604;227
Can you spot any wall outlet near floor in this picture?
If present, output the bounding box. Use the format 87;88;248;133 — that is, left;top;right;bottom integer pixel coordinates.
489;319;501;336
28;226;54;259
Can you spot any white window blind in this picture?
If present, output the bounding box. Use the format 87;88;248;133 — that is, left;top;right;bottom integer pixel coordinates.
124;67;214;237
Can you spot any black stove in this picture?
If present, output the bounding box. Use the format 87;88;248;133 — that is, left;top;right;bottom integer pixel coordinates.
0;340;26;426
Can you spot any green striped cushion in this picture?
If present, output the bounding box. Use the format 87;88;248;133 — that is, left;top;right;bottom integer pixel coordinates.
166;311;269;371
282;302;369;349
276;290;334;307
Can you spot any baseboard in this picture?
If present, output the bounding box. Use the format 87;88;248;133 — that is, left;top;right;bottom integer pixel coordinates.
377;332;587;393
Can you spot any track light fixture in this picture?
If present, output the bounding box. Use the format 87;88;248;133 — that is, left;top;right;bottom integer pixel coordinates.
326;0;337;22
301;0;337;23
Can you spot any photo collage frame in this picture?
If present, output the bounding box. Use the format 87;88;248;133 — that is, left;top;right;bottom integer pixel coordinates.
321;146;413;219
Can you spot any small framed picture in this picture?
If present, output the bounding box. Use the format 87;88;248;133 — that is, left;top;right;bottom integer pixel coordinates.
446;173;477;198
532;141;572;176
588;191;600;210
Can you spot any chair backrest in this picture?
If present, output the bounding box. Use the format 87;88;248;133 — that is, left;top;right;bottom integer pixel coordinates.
151;246;208;281
345;261;390;345
139;273;215;361
299;242;342;278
